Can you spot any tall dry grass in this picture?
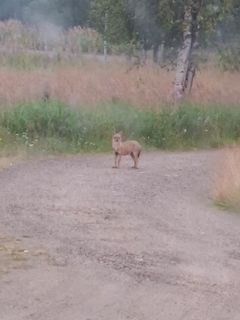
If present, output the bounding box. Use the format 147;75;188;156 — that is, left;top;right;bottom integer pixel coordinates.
0;61;240;108
0;19;239;108
0;62;172;107
0;20;102;53
214;147;240;211
191;70;240;105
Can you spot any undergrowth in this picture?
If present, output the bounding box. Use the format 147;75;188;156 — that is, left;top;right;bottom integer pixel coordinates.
1;100;240;154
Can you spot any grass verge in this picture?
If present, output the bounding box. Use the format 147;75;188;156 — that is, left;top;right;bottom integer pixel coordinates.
1;101;240;156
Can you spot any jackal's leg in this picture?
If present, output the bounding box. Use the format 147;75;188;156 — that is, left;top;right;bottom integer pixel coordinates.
113;153;121;168
112;152;118;168
135;150;141;168
130;152;138;169
117;155;122;168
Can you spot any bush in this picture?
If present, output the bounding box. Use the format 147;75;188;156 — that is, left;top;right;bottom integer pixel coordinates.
218;47;240;71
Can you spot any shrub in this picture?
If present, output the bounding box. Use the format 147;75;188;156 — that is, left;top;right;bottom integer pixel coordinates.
218;47;240;72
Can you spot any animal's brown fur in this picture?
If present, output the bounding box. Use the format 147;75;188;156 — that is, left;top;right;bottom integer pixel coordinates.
112;132;141;169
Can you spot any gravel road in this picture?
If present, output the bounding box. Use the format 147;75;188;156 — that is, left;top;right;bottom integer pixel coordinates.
0;150;240;320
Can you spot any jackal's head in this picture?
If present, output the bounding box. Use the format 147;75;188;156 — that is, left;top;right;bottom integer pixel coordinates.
112;132;122;151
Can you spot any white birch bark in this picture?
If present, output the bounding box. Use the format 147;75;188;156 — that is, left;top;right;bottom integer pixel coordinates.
173;1;202;100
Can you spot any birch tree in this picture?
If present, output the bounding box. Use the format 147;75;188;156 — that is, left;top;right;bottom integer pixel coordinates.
172;0;202;100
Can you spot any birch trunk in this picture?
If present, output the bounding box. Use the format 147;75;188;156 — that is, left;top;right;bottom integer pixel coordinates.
153;44;159;64
173;1;201;100
159;42;165;64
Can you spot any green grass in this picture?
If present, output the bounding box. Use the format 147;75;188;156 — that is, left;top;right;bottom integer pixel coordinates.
1;100;240;154
0;52;87;70
215;198;240;214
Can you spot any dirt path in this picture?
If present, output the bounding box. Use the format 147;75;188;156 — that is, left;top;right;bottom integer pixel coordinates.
0;150;240;320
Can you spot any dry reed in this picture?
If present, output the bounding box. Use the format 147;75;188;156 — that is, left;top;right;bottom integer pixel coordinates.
0;61;240;108
214;147;240;211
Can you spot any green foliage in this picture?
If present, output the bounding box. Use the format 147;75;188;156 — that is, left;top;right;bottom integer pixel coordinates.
90;0;133;45
0;0;239;58
1;101;240;153
217;46;240;71
157;0;184;46
90;0;240;53
91;0;166;47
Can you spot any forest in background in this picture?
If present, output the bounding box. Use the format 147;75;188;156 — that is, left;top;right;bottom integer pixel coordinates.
0;1;239;61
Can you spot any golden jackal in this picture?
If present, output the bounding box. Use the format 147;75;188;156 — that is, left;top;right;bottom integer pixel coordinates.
112;132;141;169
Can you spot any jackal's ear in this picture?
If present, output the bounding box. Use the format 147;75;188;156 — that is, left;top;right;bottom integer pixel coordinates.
118;131;123;136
